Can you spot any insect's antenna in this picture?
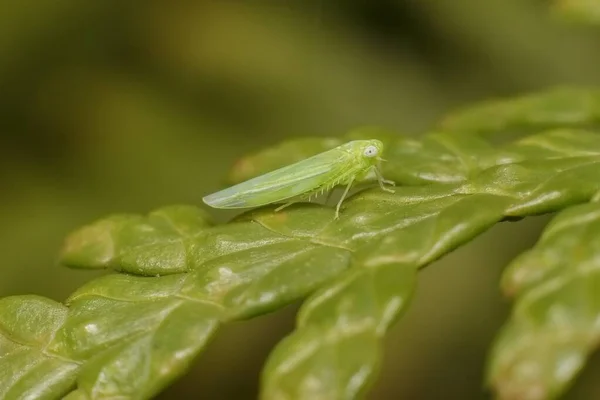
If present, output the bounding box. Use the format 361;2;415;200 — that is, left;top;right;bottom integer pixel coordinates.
377;157;388;162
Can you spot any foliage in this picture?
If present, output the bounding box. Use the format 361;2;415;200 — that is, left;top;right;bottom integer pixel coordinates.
2;87;600;400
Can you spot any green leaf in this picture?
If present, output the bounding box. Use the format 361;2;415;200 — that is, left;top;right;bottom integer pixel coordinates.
0;296;79;400
488;200;600;399
53;273;221;399
261;259;417;400
4;86;600;399
439;87;600;137
61;206;213;275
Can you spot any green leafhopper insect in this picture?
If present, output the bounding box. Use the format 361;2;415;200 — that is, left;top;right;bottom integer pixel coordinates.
203;139;395;219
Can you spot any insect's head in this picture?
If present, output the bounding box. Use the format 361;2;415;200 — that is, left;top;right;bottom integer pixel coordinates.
363;139;384;161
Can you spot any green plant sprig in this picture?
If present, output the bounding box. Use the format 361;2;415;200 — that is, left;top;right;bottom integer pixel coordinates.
2;87;600;400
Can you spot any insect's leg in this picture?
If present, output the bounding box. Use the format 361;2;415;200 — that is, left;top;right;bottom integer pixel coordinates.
275;202;295;212
376;159;394;185
379;181;396;193
374;167;395;193
335;177;354;219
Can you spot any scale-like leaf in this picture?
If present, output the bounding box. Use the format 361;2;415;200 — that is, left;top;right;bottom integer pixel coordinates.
3;87;600;399
0;296;79;400
59;274;221;399
60;206;213;275
489;201;600;399
439;87;600;136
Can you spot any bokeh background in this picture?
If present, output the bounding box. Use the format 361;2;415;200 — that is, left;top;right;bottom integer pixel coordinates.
2;0;600;398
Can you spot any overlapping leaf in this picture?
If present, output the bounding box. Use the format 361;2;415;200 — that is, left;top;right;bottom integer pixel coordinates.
490;200;600;399
2;87;600;400
0;296;78;400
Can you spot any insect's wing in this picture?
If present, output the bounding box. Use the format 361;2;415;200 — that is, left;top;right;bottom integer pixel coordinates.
203;147;352;208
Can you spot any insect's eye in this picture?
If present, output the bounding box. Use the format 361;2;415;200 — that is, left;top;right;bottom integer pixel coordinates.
364;145;378;157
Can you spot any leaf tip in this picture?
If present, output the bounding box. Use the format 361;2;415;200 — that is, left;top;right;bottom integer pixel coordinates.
60;218;120;270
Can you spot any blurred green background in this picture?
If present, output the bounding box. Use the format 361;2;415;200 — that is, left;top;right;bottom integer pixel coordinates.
2;0;600;398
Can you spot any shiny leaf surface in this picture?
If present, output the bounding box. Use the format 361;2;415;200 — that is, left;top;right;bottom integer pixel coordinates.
2;87;600;399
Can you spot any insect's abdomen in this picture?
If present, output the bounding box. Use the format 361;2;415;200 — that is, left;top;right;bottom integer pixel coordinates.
203;148;352;209
203;174;324;208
